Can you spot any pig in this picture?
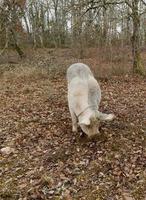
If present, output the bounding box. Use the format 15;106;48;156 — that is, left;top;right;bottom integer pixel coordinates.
67;63;115;138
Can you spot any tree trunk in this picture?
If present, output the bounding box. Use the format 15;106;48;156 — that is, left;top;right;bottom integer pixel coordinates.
131;0;144;75
102;6;108;45
10;29;25;58
126;7;131;45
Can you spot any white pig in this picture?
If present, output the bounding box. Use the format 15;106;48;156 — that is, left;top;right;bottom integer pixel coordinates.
67;63;115;138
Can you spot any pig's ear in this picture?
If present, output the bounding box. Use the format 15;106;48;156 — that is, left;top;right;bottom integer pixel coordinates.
96;111;115;121
79;118;90;126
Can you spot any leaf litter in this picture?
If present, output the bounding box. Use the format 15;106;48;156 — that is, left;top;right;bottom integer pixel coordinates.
0;50;146;200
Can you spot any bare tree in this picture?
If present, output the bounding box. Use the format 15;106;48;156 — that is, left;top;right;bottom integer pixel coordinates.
124;0;145;74
0;0;25;57
82;0;146;74
0;0;146;75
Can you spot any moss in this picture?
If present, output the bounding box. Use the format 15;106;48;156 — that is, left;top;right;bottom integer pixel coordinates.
133;53;146;76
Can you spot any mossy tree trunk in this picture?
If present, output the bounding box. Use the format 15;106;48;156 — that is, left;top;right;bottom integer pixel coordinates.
131;0;144;75
10;29;25;58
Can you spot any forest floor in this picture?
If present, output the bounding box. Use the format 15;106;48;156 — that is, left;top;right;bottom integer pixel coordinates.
0;48;146;200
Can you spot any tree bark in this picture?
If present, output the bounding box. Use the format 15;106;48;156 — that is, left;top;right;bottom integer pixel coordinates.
131;0;144;75
10;29;25;58
102;5;108;45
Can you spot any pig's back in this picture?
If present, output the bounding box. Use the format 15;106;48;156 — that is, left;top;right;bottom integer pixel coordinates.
67;63;93;82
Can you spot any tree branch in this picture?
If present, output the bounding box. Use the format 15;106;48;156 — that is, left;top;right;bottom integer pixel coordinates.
124;0;133;9
84;0;126;14
141;0;146;6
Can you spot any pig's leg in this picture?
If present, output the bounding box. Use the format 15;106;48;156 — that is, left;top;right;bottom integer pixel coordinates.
69;108;78;132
